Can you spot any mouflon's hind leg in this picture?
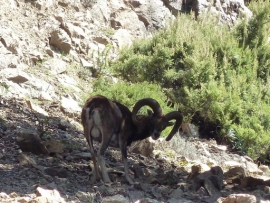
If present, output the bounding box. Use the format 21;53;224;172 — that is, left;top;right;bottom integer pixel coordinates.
84;108;101;183
97;131;115;183
123;155;134;185
119;139;134;184
87;135;100;183
87;157;100;184
97;141;112;183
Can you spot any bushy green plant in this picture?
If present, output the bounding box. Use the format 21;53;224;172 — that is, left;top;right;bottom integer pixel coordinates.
107;5;270;161
235;4;270;82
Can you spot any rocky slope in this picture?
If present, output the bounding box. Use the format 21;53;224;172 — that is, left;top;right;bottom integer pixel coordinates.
1;0;268;203
0;0;252;104
1;96;270;203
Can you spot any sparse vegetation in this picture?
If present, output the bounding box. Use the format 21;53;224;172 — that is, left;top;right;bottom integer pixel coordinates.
99;27;116;38
0;117;6;124
91;44;114;77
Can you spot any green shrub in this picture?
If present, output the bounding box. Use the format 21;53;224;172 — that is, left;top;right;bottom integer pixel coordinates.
235;4;270;82
107;5;270;161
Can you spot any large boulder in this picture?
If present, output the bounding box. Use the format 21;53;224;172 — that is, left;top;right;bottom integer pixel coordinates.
16;129;49;155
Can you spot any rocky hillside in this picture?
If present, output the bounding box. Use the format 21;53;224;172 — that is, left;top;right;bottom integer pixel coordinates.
1;0;269;203
1;96;270;203
0;0;252;105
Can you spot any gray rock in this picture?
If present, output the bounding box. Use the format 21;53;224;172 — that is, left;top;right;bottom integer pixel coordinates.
217;194;257;203
43;140;64;154
131;0;173;29
1;69;30;84
181;123;200;138
138;198;160;203
245;161;263;175
259;164;270;174
0;68;57;99
241;176;265;188
169;188;183;199
89;0;110;24
60;96;81;117
31;0;54;10
139;182;152;192
50;29;72;54
168;198;195;203
54;13;65;23
44;167;68;178
74;152;91;159
16;129;49;155
93;36;110;45
57;119;71;131
191;166;224;197
58;0;70;7
39;92;53;101
57;74;81;93
43;58;68;74
35;187;65;203
25;100;49;116
61;22;86;38
128;190;145;202
29;50;44;64
110;9;146;37
162;0;184;15
101;195;129;203
132;164;145;179
0;53;20;68
80;57;94;68
97;185;115;196
224;166;247;184
111;29;133;48
17;153;37;166
0;27;22;55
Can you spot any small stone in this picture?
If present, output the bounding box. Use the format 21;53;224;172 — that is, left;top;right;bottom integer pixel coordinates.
43;140;64;154
101;194;129;203
169;188;183;199
9;192;18;198
36;187;65;203
44;167;68;178
57;119;70;131
217;194;256;203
